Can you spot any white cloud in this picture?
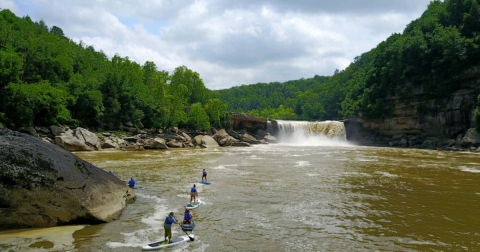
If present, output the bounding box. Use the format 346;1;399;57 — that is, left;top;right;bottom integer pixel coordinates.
7;0;433;90
0;0;18;13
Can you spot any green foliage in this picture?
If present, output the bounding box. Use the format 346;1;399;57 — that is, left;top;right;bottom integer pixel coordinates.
1;3;480;131
204;98;228;128
4;81;71;126
187;103;210;130
247;105;298;120
0;10;218;131
213;76;330;120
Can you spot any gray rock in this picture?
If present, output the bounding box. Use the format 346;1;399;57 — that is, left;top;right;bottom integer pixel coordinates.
447;139;456;147
264;134;277;143
460;128;480;147
50;125;66;136
74;127;101;150
149;138;168;149
180;132;192;142
55;135;91;151
18;126;37;136
167;139;184;148
102;138;118;149
0;128;136;230
231;142;251;147
193;135;220;147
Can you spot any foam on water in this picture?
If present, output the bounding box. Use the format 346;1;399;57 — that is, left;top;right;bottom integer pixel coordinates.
374;171;398;178
458;166;480;173
295;161;310;167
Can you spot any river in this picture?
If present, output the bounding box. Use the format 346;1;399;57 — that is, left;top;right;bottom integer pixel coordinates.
1;141;479;252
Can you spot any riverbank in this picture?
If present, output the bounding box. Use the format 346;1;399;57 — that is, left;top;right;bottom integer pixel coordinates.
3;119;480;153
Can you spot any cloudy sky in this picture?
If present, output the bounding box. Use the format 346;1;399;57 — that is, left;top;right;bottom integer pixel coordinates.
3;0;433;90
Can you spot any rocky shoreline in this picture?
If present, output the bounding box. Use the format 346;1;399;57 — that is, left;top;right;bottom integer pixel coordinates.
4;118;480;153
9;124;277;152
343;118;480;152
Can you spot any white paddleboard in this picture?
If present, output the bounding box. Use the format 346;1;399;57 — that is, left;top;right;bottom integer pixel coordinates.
142;234;194;250
186;200;201;210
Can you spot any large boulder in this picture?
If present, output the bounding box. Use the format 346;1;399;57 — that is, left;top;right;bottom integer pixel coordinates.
231;113;267;134
193;135;220;147
144;138;168;149
74;127;102;150
460;128;480;147
0;129;136;230
213;129;237;146
55;135;91;151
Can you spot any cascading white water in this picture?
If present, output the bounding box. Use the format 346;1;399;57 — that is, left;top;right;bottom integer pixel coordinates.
271;120;350;146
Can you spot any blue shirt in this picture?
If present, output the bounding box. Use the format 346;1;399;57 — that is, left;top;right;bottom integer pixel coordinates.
128;179;135;187
164;216;176;226
191;187;196;193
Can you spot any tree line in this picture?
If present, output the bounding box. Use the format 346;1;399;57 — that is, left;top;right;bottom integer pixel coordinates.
2;0;480;132
0;9;230;131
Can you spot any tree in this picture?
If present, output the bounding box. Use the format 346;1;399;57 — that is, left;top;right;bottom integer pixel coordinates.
4;81;71;126
187;103;210;130
204;98;228;128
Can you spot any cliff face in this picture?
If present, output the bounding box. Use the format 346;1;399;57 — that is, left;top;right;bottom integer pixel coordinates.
346;65;480;148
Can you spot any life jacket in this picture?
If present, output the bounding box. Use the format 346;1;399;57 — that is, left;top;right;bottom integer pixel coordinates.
164;215;174;226
184;212;191;220
191;187;196;192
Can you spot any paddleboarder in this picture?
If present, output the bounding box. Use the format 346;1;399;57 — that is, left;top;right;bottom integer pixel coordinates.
128;178;135;188
183;208;193;224
190;184;198;203
164;212;178;243
202;169;207;182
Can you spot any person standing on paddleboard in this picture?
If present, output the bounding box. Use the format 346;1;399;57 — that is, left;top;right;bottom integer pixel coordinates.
164;212;178;243
190;184;198;203
202;169;207;182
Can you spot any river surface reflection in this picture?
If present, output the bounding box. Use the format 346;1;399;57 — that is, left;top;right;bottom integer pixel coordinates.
1;145;479;251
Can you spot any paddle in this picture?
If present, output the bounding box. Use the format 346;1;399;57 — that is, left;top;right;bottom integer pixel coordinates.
178;223;195;241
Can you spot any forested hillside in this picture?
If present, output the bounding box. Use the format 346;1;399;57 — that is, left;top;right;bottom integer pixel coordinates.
2;0;480;132
214;0;480;122
212;75;330;120
0;9;230;131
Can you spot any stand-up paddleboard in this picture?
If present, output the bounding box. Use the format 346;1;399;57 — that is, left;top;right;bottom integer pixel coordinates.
142;235;194;250
197;180;211;185
186;200;201;210
132;186;145;190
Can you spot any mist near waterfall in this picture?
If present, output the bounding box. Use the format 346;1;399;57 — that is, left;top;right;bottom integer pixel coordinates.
271;120;353;146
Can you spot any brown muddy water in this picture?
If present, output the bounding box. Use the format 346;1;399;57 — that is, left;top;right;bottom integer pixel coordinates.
1;143;479;252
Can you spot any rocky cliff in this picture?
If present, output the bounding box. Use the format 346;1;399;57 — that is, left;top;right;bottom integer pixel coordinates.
345;65;480;149
0;129;136;230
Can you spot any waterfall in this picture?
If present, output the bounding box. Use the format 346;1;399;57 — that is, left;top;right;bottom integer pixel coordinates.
268;120;349;146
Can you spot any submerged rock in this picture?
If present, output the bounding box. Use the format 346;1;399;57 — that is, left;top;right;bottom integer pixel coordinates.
0;129;136;230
